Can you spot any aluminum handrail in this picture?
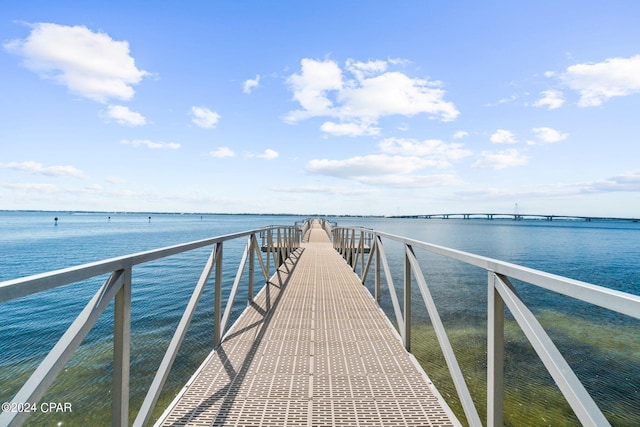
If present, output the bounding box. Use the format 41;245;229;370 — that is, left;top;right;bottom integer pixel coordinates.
0;225;302;427
332;225;640;427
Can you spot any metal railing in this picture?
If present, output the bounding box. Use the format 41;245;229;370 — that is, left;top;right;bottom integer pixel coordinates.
0;225;302;427
332;226;640;427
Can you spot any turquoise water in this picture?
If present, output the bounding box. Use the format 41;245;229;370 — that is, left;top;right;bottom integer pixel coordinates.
1;212;638;425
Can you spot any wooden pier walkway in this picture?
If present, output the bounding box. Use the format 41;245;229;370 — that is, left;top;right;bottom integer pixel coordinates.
157;220;458;426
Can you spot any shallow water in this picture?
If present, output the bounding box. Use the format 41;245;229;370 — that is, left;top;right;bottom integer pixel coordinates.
1;212;638;425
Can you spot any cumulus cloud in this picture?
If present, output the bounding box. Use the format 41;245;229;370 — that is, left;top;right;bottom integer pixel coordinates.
0;161;88;179
533;90;565;109
320;121;380;136
354;174;464;187
243;74;260;94
120;139;180;149
191;106;220;128
530;127;568;144
104;105;147;126
582;171;640;193
378;137;472;165
308;155;436;178
284;58;459;136
490;129;517;144
260;149;279;159
256;149;279;159
209;147;235;158
560;55;640;106
473;149;529;170
456;171;640;200
285;58;343;122
306;134;470;187
4;22;149;103
307;153;463;187
453;130;469;139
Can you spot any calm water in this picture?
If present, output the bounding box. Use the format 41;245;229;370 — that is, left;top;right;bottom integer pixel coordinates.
1;212;639;426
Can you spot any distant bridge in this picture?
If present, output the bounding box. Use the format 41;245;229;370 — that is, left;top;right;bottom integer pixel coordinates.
396;213;640;222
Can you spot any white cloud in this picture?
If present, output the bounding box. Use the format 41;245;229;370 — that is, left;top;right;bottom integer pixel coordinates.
243;74;260;94
378;137;472;162
307;155;437;178
4;22;148;103
104;105;147;126
533;90;565;110
284;58;343;122
582;171;640;193
531;127;568;144
345;58;388;81
456;171;640;200
560;55;640;106
209;147;235;158
338;70;459;121
453;130;469;139
120;139;180;149
257;149;279;159
473;149;529;170
354;174;464;187
320;121;380;137
307;154;463;187
284;58;459;135
191;106;220;128
490;129;517;144
0;161;88;179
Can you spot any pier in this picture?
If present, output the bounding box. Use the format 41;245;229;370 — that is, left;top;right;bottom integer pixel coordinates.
1;218;639;426
157;220;455;426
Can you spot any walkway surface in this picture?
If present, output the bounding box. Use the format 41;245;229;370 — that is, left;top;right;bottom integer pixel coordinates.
157;221;458;426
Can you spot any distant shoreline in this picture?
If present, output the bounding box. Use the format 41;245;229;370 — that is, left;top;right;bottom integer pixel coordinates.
1;210;638;222
0;210;383;218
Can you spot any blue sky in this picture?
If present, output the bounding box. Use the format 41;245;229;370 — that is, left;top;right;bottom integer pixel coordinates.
1;1;639;216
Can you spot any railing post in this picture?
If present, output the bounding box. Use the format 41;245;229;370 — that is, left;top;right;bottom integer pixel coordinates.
488;271;504;427
351;230;356;267
404;245;412;351
359;231;365;277
375;235;381;302
112;267;131;427
248;234;255;303
266;229;271;277
213;242;223;347
277;228;282;266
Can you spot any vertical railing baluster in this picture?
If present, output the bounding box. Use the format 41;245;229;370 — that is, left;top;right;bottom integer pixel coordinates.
277;228;282;266
375;235;381;302
112;267;131;427
266;229;271;277
249;234;255;303
488;271;505;427
359;231;365;277
213;242;223;347
404;245;412;351
351;230;356;267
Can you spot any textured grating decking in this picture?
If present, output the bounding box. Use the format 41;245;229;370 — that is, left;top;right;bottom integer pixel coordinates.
157;221;458;426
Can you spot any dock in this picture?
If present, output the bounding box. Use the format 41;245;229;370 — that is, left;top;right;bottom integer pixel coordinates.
157;221;457;426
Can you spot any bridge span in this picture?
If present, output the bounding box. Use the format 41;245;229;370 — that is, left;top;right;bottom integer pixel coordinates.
397;213;640;222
